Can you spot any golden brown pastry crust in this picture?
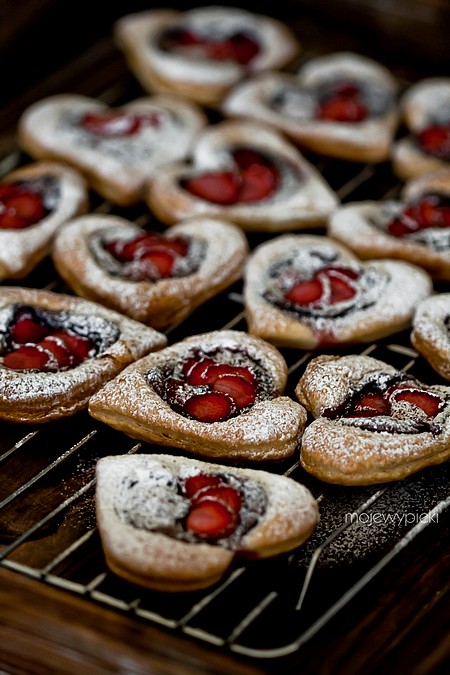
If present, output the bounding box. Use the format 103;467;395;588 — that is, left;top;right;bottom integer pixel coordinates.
18;94;206;206
295;354;450;485
244;234;432;349
0;162;88;280
52;214;248;329
328;169;450;280
114;7;300;107
411;294;450;381
223;52;399;163
0;287;166;423
391;78;450;180
89;330;307;462
147;120;338;231
96;453;319;591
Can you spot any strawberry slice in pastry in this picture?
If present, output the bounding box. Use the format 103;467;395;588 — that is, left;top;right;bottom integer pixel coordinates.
0;162;88;280
89;330;307;462
0;287;166;423
95;453;318;591
147;120;338;232
328;168;450;280
244;234;432;349
223;52;399;163
114;7;300;107
18;94;206;206
295;354;450;485
391;78;450;180
52;214;248;329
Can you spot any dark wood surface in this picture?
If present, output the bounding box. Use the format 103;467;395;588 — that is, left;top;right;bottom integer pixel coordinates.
1;1;450;673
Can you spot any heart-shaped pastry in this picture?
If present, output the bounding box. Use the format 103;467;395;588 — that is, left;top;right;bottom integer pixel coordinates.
114;7;300;107
223;52;399;162
411;294;450;381
89;330;307;462
96;453;318;591
244;234;432;349
392;78;450;180
147;120;338;231
0;287;166;423
296;354;450;484
328;168;450;280
52;214;248;329
0;162;88;280
18;94;206;206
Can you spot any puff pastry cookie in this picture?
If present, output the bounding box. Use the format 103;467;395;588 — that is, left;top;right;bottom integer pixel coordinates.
52;214;248;329
224;52;399;162
0;162;88;280
296;354;450;485
89;330;307;462
328;168;450;280
0;287;166;423
244;234;432;349
392;78;450;180
411;294;450;381
114;7;300;107
18;94;206;206
96;453;318;591
147;120;338;232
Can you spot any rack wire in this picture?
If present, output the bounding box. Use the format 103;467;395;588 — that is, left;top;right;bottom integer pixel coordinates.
1;81;449;663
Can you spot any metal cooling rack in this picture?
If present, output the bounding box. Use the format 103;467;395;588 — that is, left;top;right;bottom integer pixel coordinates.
1;81;450;662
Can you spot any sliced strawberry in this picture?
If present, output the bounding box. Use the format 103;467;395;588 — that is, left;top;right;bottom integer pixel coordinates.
192;485;242;512
186;357;217;385
0;186;47;229
284;278;323;306
391;388;443;417
51;330;94;364
417;124;450;160
9;313;49;344
227;32;260;65
183;473;222;499
416;197;450;229
183;391;233;422
164;27;202;47
388;216;419;237
328;274;357;303
213;373;256;408
182;171;241;205
350;391;390;417
80;111;159;138
232;148;268;170
317;96;368;123
39;336;72;369
322;265;360;280
2;345;51;371
238;163;278;202
205;39;236;61
185;500;237;539
139;250;176;278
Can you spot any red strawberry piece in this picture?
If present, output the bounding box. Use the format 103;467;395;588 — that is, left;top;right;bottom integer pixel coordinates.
205;39;236;61
0;186;46;229
350;391;391;417
416;197;450;229
213;373;256;408
317;96;368;123
387;215;419;237
327;274;357;304
2;345;51;371
192;485;242;513
186;357;217;385
332;81;361;98
80;112;159;138
206;363;256;386
139;250;176;278
183;473;222;498
39;336;72;369
322;265;360;280
183;391;233;422
165;27;202;47
9;313;49;344
232;148;268;170
284;277;324;306
238;163;278;202
391;388;443;417
51;330;94;364
417;124;450;160
185;500;237;539
227;32;260;65
183;171;241;205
